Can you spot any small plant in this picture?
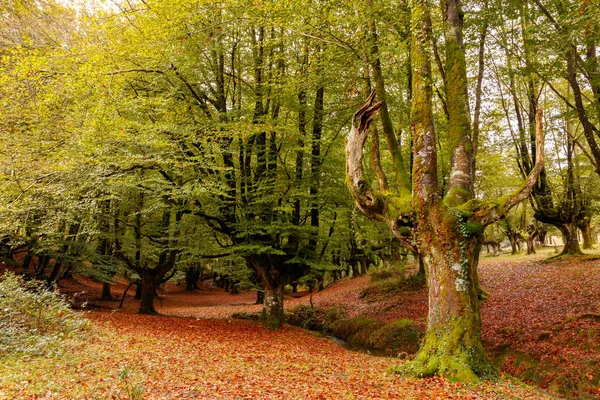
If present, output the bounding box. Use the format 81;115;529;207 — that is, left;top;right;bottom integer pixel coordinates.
0;272;90;358
119;365;145;400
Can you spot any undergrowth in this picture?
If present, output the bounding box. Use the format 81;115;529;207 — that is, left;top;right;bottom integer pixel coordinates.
331;317;422;357
0;272;90;358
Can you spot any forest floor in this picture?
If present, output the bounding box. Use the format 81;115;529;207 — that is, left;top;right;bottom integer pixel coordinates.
2;247;599;399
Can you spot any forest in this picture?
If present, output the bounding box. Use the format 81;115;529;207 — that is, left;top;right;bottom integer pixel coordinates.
1;0;599;398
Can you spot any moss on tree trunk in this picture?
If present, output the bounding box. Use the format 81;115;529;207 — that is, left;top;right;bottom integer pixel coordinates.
262;284;284;328
398;207;495;381
558;222;583;256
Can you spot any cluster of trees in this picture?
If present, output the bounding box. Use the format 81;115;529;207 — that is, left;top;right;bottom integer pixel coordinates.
0;0;598;382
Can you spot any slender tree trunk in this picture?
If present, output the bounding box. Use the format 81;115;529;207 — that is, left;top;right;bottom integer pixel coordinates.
526;236;536;255
255;290;264;304
509;236;518;255
351;260;359;277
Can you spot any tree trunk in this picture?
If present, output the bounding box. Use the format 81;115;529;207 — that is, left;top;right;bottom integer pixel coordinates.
579;218;595;249
509;237;518;255
416;252;425;276
185;267;201;291
351;261;359;277
558;222;583;256
359;257;367;275
255;290;264;304
138;276;158;314
100;282;114;301
526;236;536;255
411;210;494;382
290;281;299;293
262;284;284;328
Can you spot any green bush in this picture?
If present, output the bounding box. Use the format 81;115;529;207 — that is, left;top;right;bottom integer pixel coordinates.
0;272;90;358
285;305;346;333
331;317;384;343
367;319;422;356
231;311;261;321
331;317;422;356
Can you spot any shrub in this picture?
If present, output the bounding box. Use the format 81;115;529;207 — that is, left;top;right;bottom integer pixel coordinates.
231;311;261;321
0;272;90;357
331;317;422;356
330;317;384;344
285;305;346;333
367;319;422;356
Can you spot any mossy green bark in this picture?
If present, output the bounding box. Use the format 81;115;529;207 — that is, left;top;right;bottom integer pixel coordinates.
397;316;495;382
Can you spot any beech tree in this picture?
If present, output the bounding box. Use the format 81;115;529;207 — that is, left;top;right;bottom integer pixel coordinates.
346;0;544;381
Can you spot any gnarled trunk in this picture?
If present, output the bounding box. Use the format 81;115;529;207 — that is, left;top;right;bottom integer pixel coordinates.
409;207;493;382
558;222;583;256
138;275;158;315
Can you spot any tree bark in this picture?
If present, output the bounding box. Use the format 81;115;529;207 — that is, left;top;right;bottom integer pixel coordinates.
262;284;284;328
579;217;594;249
558;222;583;256
255;290;264;304
138;274;158;315
185;266;201;291
100;282;114;301
412;210;491;381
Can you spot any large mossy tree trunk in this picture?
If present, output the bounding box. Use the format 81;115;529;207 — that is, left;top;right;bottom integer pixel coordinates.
558;222;583;255
410;206;492;381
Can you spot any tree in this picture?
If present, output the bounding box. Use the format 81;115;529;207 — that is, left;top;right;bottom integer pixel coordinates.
346;0;544;381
